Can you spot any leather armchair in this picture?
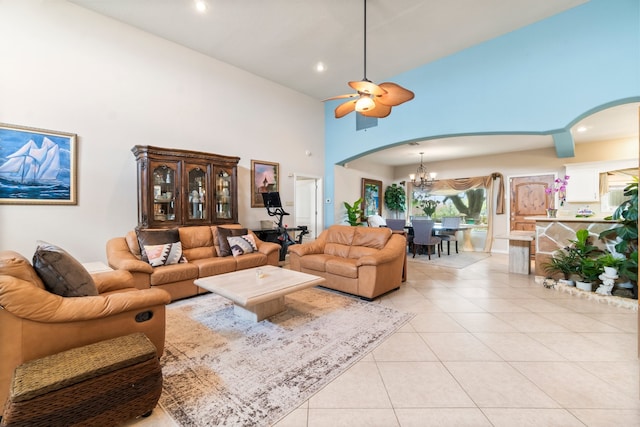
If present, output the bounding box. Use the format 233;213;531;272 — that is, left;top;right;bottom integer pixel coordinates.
0;250;171;416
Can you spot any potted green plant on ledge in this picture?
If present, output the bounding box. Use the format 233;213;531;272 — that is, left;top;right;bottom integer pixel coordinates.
599;178;637;298
343;198;364;226
567;229;602;291
542;248;579;286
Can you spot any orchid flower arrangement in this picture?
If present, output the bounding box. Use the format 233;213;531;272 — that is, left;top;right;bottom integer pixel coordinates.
545;175;570;207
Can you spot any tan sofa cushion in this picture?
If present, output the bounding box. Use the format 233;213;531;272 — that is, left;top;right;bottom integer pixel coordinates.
179;226;216;261
326;258;359;279
352;227;391;249
149;263;199;286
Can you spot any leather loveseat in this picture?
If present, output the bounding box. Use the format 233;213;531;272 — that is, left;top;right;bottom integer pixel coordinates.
287;225;406;300
0;250;171;417
106;224;281;301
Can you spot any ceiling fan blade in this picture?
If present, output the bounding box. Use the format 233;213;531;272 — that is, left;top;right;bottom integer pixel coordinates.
323;93;358;102
349;80;386;96
360;101;391;118
335;99;357;118
375;82;415;106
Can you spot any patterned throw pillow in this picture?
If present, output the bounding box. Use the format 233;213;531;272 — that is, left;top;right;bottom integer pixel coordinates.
144;242;186;267
226;235;258;257
136;228;180;262
217;227;248;257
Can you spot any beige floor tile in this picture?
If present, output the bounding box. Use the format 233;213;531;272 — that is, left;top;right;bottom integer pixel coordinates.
587;312;639;333
471;298;531;312
506;298;571;312
569;409;640;427
580;332;639;360
394;408;492;427
308;361;392;409
448;312;518;333
578;361;640;399
409;312;467;333
377;361;475;408
473;332;566;361
372;332;439;362
388;298;444;313
537;311;623;333
444;361;559;408
492;312;572;333
452;287;494;298
308;408;399;427
482;408;585;427
273;408;308;427
529;332;630;361
420;332;502;361
512;361;640;409
429;297;486;313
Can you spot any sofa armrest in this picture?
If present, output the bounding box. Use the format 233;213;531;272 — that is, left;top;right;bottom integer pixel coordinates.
0;275;171;323
288;240;325;257
257;241;280;256
357;234;406;266
106;237;153;274
92;269;135;294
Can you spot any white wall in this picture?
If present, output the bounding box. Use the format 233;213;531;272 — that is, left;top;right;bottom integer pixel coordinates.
0;0;325;262
333;159;395;224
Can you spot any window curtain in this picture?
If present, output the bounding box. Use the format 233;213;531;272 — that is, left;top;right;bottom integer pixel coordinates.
418;173;505;252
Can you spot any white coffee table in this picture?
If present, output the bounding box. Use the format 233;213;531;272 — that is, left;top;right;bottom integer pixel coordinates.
194;265;325;322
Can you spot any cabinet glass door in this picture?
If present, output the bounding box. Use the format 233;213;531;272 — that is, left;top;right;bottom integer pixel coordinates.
215;168;233;219
187;164;209;221
152;163;177;223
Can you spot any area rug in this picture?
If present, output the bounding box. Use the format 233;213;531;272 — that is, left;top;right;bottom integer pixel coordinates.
159;287;413;426
408;251;491;269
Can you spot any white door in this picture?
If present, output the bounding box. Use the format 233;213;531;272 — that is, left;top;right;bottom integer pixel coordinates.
294;175;322;241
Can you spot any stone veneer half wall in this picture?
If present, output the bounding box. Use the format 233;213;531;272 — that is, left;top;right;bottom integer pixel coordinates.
529;217;619;277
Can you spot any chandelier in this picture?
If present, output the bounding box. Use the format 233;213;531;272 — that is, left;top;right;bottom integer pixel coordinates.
409;152;437;189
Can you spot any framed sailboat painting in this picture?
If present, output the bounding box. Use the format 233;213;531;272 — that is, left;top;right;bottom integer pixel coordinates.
0;123;77;205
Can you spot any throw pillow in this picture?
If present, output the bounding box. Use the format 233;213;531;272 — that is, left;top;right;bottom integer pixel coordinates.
217;227;248;257
227;234;258;257
32;241;99;297
144;242;185;267
136;228;180;262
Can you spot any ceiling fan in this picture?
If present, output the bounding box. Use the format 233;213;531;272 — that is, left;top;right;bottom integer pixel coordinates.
324;0;415;119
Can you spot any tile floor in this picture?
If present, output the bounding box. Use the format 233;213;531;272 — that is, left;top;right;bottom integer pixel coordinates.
129;253;639;427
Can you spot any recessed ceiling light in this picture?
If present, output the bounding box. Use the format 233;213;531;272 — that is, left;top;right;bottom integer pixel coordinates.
195;0;207;13
315;62;326;73
576;126;588;133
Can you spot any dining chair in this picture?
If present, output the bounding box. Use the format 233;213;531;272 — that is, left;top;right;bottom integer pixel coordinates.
411;219;441;259
437;216;461;255
385;219;411;251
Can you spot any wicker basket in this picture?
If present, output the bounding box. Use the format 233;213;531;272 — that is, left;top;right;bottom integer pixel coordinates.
1;333;162;427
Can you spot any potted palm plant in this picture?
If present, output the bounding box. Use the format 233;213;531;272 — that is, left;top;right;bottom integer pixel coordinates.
542;248;579;286
566;229;602;291
343;198;364;226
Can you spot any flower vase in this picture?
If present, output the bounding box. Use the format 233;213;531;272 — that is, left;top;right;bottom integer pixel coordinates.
546;208;557;218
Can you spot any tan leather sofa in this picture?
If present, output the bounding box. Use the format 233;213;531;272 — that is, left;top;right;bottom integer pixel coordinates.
106;224;281;301
0;250;171;417
287;225;406;300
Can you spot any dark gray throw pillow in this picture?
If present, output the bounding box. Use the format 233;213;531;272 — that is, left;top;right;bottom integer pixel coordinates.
217;227;248;257
32;241;98;297
136;228;180;262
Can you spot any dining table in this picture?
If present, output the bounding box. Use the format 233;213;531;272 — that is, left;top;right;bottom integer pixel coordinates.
405;222;488;251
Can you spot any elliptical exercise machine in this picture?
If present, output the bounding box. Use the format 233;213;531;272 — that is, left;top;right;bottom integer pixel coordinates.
262;192;309;260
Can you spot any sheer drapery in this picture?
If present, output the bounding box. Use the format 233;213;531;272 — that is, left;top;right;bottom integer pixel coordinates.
410;173;504;252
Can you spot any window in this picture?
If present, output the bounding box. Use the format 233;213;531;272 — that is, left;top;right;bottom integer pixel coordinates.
411;188;487;224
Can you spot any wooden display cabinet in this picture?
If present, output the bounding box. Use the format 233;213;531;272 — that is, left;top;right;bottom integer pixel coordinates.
132;145;239;228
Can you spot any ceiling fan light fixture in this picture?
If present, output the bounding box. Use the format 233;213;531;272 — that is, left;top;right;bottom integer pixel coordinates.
355;95;375;112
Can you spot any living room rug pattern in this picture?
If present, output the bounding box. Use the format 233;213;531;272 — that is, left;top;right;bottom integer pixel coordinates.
159;287;413;426
408;251;491;269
